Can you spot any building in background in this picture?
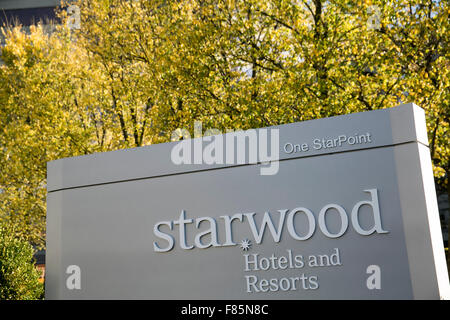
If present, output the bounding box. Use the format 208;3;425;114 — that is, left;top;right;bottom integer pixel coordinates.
34;249;45;283
0;0;60;27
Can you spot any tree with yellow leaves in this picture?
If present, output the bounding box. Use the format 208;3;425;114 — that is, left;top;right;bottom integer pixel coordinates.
0;0;448;257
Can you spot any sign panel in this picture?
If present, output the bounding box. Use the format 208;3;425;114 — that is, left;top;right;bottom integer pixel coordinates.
46;103;450;299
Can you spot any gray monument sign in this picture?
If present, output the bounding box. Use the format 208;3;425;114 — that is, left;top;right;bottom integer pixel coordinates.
46;103;450;299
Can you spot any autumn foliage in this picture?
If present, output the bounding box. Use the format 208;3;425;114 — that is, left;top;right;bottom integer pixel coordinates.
0;0;448;250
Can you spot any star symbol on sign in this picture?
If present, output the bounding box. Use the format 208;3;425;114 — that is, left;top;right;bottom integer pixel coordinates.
240;239;252;251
